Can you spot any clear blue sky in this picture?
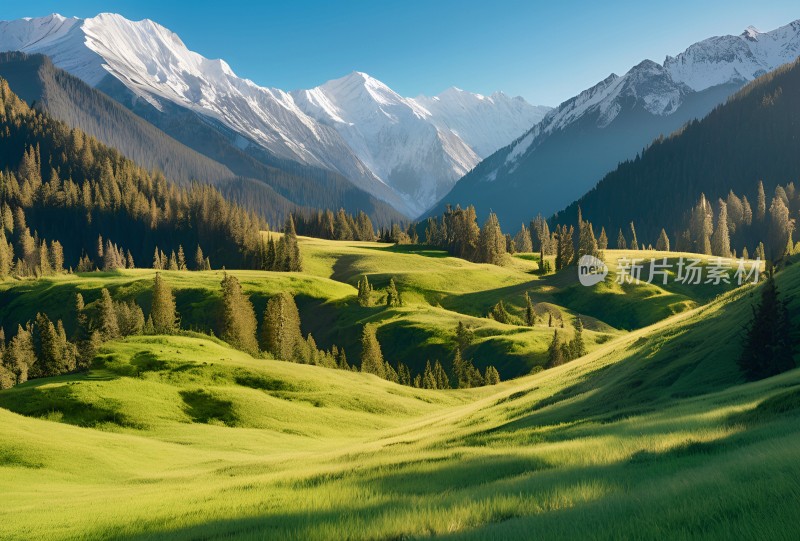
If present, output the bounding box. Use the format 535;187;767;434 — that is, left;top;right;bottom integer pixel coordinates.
1;0;798;105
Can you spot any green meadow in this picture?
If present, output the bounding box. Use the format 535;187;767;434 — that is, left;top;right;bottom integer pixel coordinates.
0;238;797;540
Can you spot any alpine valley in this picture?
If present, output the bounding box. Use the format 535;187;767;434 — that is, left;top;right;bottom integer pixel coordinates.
1;6;800;541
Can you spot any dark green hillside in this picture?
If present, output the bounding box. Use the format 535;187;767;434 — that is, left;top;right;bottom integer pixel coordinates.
558;58;800;243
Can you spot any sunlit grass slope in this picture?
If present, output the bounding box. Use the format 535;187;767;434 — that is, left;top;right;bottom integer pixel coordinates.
0;259;798;540
3;240;732;378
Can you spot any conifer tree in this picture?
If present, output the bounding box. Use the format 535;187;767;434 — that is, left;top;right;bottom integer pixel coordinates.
360;324;385;378
738;275;795;380
433;361;450;389
711;199;731;257
194;245;205;271
656;229;670;251
397;362;412;386
547;330;564;368
598;227;608;250
572;318;586;358
422;360;437;389
177;245;187;271
478;212;506;265
151;272;177;334
6;323;35;384
756;180;767;221
98;288;120;340
386;277;402;308
168;251;179;271
153;247;163;270
629;222;639;250
455;321;473;352
617;228;627;249
357;275;372;307
219;273;259;355
484;366;501;385
261;292;303;361
524;292;535;326
514;224;533;253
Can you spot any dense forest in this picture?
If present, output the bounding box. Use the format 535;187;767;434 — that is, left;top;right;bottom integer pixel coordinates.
557;57;800;245
0;77;269;272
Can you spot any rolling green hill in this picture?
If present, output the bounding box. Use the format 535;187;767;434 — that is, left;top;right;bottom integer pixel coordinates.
0;250;797;540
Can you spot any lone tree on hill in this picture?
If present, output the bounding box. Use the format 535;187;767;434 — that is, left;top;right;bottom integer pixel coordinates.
261;292;303;361
151;272;178;334
360;324;385;378
219;273;259;355
386;277;403;308
738;274;795;381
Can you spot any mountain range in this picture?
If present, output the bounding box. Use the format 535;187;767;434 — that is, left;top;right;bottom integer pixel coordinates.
0;13;549;217
427;20;800;227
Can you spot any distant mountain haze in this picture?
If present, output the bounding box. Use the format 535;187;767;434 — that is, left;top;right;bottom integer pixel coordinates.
427;20;800;227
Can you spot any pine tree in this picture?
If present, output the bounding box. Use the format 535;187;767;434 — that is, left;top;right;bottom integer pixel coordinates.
433;361;449;389
478;212;506;265
153;247;163;270
194;245;205;271
422;360;437;389
97;288;120;340
738;274;795;380
397;362;412;386
524;292;535;326
168;250;179;271
655;228;670;251
283;216;302;271
572;318;586;358
711;199;731;257
598;227;608;250
547;330;564;367
514;224;533;253
360;324;385;378
455;321;473;352
386;277;402;308
219;273;259;355
756;180;766;221
151;272;177;334
177;245;187;271
6;323;35;384
261;292;303;361
629;222;639;250
484;366;501;385
616;228;627;249
357;275;372;307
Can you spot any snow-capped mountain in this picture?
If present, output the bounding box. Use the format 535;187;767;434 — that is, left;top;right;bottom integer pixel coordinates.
0;13;548;217
292;73;547;214
428;19;800;227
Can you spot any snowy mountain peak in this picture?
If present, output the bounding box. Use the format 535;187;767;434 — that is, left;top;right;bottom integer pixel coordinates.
742;25;762;41
0;12;550;217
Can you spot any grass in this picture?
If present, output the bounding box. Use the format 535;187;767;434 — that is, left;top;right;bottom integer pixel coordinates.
0;241;797;539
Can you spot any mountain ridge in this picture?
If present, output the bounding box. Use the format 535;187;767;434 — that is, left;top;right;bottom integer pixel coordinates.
427;18;800;227
0;13;549;217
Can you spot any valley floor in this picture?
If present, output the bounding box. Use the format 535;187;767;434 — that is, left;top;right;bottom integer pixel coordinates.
1;242;798;540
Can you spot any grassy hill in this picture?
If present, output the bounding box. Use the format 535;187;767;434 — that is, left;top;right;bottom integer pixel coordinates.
0;238;742;380
0;250;798;539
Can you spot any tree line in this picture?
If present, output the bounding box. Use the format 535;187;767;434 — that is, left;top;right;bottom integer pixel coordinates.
0;77;284;276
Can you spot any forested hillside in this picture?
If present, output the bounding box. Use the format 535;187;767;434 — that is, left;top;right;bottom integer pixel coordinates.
557;58;800;245
0;77;265;271
0;52;405;226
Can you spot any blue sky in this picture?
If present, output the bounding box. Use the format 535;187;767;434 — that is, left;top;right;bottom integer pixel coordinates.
1;0;798;105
